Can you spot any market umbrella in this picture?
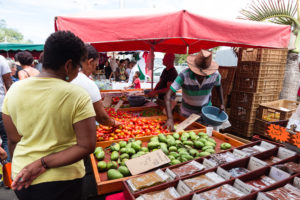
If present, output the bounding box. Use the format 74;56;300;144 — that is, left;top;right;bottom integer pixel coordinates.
55;9;291;88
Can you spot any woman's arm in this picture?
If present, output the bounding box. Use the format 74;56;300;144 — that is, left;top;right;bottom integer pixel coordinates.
3;113;21;158
9;116;96;190
18;71;27;80
93;101;121;127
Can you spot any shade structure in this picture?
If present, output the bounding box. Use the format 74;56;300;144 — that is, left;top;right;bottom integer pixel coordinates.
55;10;291;54
0;43;44;52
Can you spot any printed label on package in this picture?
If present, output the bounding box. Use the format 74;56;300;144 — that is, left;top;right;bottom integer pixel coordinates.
217;167;232;180
233;149;248;158
269;166;291;181
233;179;253;194
176;180;192;196
277;147;296;159
248;157;267;171
260;141;276;150
203;158;217;169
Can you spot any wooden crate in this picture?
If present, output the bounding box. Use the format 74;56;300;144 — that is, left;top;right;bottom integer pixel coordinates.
91;129;245;195
254;118;289;138
230;105;257;123
238;48;288;64
236;61;285;79
230;92;279;109
233;76;283;93
257;99;300;121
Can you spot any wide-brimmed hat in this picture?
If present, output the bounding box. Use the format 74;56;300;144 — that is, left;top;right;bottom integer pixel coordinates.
187;50;219;76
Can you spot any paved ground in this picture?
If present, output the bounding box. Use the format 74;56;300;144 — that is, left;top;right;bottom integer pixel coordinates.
0;187;18;200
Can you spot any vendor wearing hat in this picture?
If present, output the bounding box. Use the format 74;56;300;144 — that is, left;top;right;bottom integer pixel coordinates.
164;50;224;131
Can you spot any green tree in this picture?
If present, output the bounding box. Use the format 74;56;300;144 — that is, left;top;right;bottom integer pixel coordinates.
175;54;188;65
240;0;300;100
0;19;32;43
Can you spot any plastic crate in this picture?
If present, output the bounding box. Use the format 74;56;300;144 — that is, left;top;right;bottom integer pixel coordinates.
257;99;299;121
233;77;283;93
231;92;279;109
254;118;288;138
238;48;288;64
236;61;285;79
229;117;254;138
230;105;257;123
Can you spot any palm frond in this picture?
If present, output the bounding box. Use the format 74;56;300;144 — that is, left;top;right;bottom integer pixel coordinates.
239;0;298;28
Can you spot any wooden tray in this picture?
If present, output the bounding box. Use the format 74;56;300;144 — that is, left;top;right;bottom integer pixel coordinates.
91;129;245;195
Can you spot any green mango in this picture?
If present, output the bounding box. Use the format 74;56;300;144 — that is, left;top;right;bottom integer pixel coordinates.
159;143;168;149
136;140;142;146
169;152;179;158
97;161;107;171
205;149;215;154
173;132;180;140
178;148;187;153
150;136;159;142
111;151;119;161
180;156;188;163
189;149;199;157
167;135;175;140
152;149;159;151
183;141;193;146
220;143;232;150
94;147;103;154
170;159;181;165
168;155;175;160
132;142;141;152
182;132;190;139
202;146;214;151
194;141;205;149
148;141;160;150
181;136;188;142
184;145;193;150
126;148;136;155
120;147;127;154
110;143;120;152
169;146;177;152
167;138;176;147
107;169;124;180
205;141;216;147
136;151;146;157
189;131;196;137
158;134;167;143
191;135;200;141
107;161;118;169
199;138;208;144
179;151;190;156
175;140;182;147
95;150;105;161
126;143;132;148
198;152;211;157
208;138;216;144
118;141;127;148
161;146;169;155
120;158;129;166
120;153;129;160
183;154;194;161
141;147;149;152
118;166;131;177
198;132;207;137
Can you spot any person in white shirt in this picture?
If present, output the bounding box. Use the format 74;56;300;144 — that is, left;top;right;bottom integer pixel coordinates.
72;45;121;127
0;55;12;161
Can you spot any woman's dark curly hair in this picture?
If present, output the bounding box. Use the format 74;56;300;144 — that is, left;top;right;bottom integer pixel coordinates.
18;51;34;66
43;31;87;70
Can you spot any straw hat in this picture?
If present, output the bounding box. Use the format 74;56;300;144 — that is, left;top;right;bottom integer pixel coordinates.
187;50;219;76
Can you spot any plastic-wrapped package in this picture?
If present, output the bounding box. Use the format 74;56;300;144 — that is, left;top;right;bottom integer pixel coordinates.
241;147;260;155
137;187;180;200
246;175;276;191
171;161;205;177
208;152;237;165
196;184;245;200
127;169;170;192
183;172;225;191
228;167;250;177
264;156;282;165
274;162;300;175
264;183;300;200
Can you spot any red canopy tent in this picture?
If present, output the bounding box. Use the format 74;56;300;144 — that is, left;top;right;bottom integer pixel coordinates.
55;10;291;87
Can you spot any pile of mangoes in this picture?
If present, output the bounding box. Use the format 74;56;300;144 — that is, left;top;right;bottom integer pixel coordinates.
93;131;232;180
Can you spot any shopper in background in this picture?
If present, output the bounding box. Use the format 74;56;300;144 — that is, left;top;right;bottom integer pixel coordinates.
125;71;141;89
0;55;12;162
35;52;44;72
2;31;96;200
7;59;18;82
72;44;121;127
17;51;40;80
104;60;112;79
13;53;22;79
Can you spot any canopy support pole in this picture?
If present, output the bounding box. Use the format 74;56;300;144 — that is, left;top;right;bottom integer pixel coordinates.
150;45;155;91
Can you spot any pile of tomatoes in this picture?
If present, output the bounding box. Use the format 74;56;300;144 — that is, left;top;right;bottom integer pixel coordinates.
96;118;170;141
105;108;134;119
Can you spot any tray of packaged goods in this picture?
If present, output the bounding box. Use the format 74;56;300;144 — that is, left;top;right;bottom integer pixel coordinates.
90;129;246;195
122;139;297;200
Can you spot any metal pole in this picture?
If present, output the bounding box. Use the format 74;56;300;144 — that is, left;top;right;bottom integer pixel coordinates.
150;45;154;90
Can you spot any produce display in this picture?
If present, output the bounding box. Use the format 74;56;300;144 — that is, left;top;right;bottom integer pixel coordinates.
96;118;170;141
262;112;281;122
104;107;164;119
93;131;233;181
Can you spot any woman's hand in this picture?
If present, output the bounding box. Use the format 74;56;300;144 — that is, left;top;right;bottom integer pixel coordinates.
0;147;7;161
164;119;175;132
12;159;46;191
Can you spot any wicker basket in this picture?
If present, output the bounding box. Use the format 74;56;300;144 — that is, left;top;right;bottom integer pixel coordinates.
230;105;257;123
236;61;285;79
229;117;254;138
238;48;288;64
257;99;299;121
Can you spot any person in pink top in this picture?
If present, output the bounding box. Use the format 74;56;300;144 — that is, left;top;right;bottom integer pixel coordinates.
125;71;141;89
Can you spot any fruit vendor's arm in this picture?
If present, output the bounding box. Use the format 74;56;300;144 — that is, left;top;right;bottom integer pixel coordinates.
93;100;121;127
164;89;176;132
11;117;96;190
151;81;173;96
2;113;21;158
215;85;225;111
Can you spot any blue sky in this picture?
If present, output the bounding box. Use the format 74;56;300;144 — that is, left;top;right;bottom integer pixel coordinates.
0;0;250;43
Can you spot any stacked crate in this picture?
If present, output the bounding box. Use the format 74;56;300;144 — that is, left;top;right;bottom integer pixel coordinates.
229;48;288;138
